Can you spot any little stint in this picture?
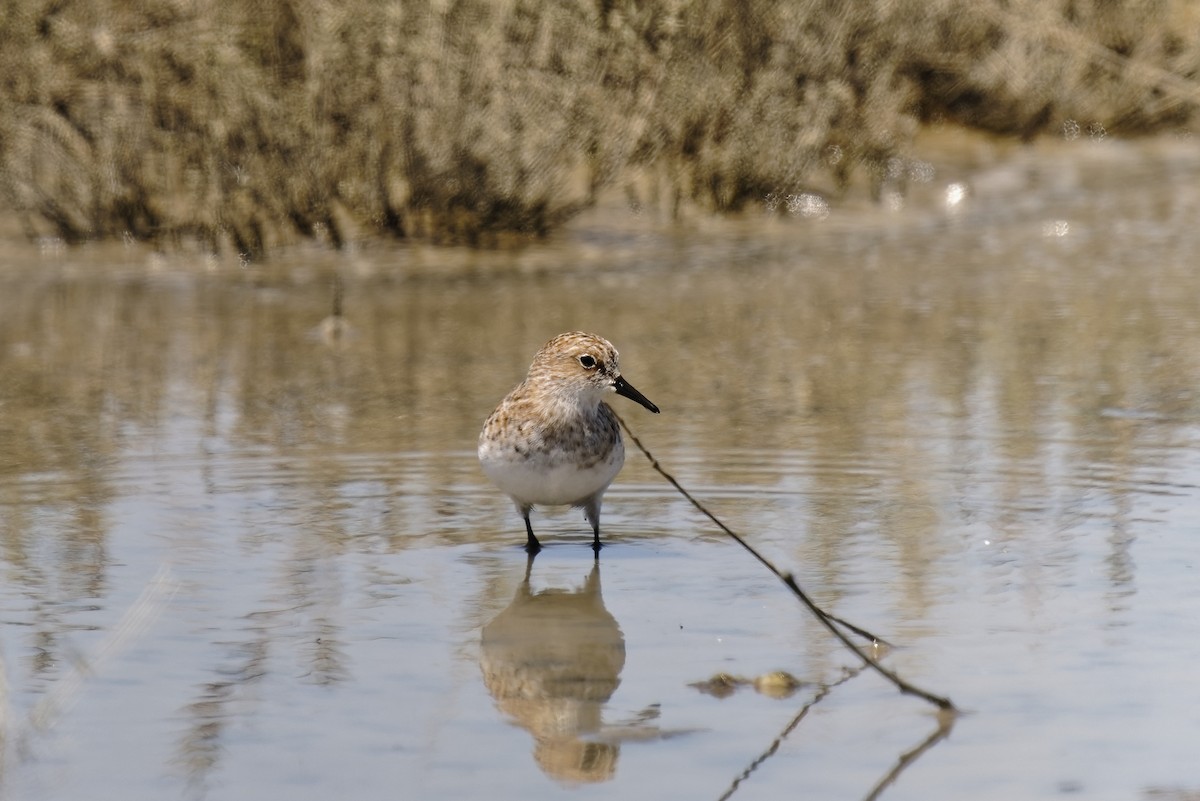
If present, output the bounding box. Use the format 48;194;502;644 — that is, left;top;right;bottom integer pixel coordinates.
479;332;660;553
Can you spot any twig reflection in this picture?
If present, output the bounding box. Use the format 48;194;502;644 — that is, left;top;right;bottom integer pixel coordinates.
716;664;863;801
860;708;956;801
715;662;956;801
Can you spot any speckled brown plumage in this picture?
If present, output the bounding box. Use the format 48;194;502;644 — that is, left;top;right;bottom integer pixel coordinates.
478;332;659;553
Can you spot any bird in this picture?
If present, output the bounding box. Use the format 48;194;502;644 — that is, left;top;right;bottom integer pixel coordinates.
478;332;660;553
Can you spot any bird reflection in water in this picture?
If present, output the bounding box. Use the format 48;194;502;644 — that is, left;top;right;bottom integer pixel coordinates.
481;556;655;784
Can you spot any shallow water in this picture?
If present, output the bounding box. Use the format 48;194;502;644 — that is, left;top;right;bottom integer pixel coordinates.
2;136;1200;800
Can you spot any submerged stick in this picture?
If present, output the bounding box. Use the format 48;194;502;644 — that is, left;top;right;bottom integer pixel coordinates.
615;413;956;711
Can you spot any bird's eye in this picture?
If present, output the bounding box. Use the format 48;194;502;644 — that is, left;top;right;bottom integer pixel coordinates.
578;354;597;369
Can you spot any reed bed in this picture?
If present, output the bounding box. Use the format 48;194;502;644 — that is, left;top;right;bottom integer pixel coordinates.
1;0;1197;256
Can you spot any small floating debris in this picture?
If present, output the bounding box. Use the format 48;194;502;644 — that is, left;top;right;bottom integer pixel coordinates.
689;672;740;699
689;671;805;699
753;671;803;699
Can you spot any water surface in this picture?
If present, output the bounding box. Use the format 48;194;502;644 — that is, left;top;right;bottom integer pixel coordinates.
1;136;1200;800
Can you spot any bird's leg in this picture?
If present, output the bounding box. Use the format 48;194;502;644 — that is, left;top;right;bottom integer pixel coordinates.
522;509;541;554
584;499;604;552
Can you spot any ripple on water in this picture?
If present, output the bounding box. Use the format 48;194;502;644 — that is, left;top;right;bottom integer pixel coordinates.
4;140;1200;799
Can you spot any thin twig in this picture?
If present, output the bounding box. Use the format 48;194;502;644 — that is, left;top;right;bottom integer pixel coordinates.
616;412;956;711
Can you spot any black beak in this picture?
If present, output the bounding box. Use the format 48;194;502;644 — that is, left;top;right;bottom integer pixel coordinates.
614;376;660;414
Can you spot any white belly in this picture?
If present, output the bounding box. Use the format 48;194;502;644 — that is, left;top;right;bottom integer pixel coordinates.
480;440;624;508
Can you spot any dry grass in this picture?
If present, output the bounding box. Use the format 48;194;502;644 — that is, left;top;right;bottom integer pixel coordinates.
1;0;1198;255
